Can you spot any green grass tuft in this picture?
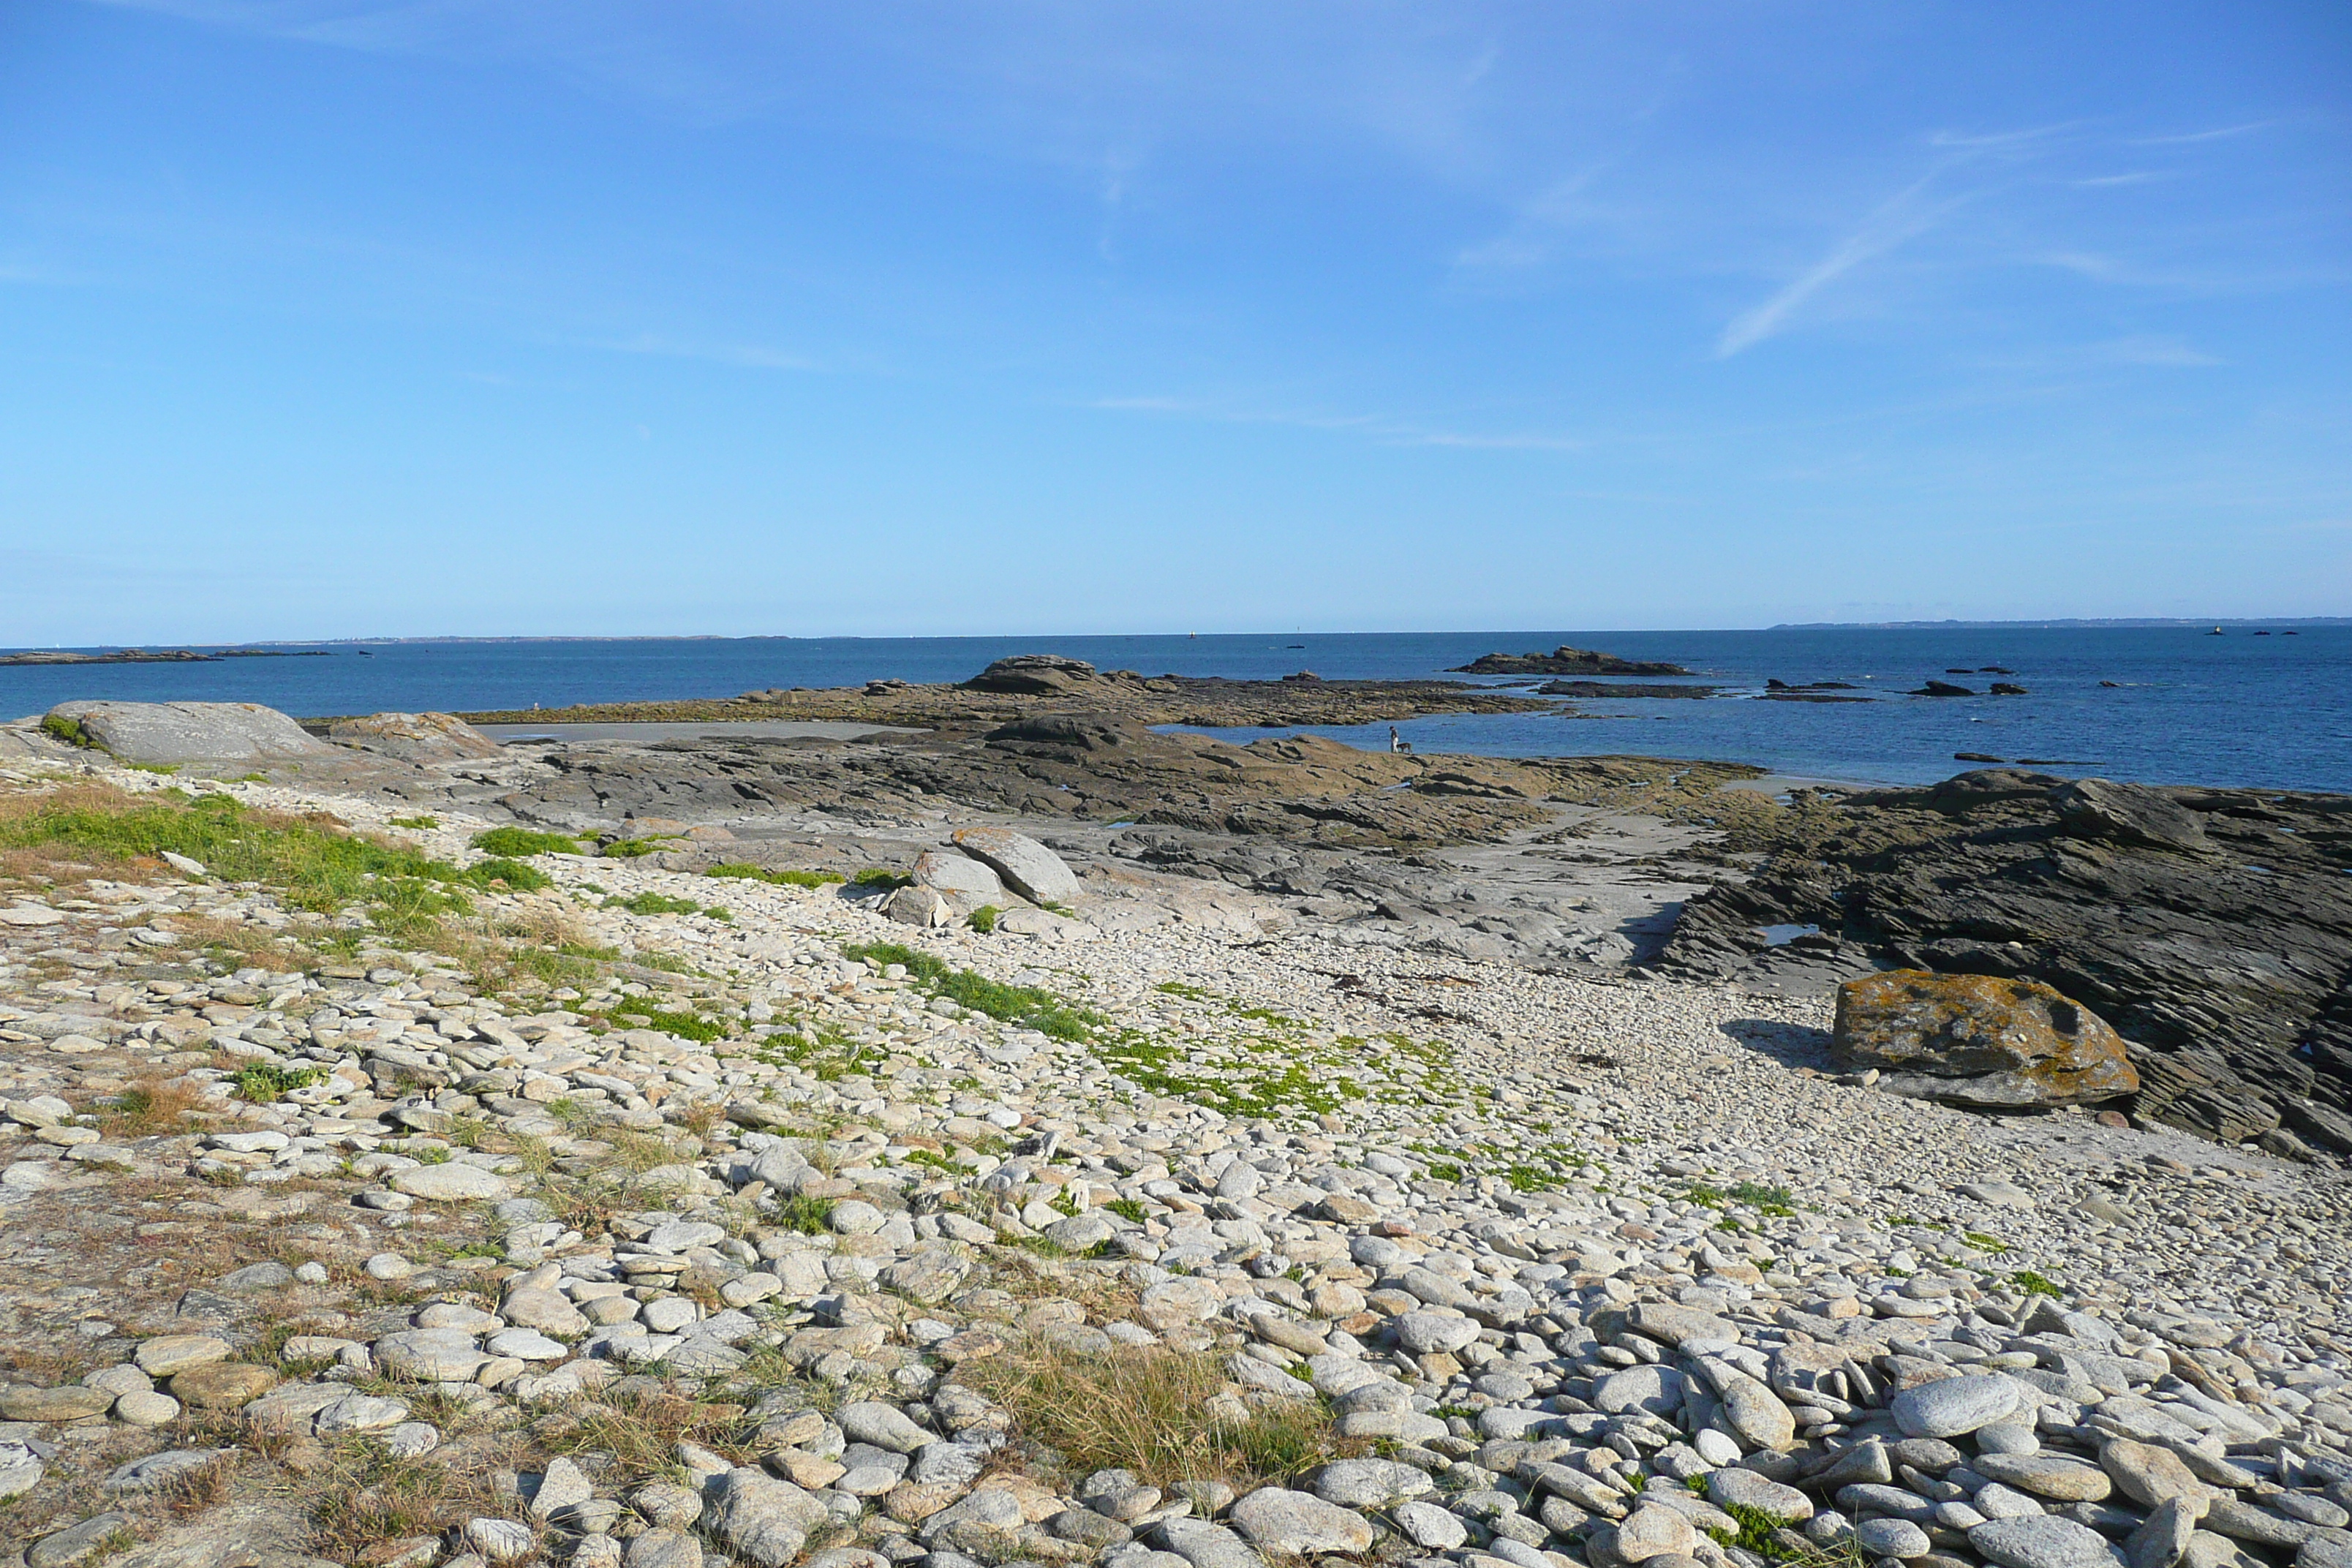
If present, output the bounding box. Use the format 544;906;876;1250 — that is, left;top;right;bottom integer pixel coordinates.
706;864;844;888
470;826;582;856
966;905;1000;933
615;892;704;916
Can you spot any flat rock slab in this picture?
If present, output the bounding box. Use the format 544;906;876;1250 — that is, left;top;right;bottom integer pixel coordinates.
48;701;338;763
390;1163;515;1201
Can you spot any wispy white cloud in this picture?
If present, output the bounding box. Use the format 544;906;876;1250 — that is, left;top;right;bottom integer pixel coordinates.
2129;121;2274;146
1715;174;1967;357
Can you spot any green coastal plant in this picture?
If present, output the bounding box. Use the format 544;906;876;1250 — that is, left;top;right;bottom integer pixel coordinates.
706;864;844;888
470;826;582;856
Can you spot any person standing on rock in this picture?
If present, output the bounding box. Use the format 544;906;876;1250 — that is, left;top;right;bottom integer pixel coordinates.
1389;726;1412;755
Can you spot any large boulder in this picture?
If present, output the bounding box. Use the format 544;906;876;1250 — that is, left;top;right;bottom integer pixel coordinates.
1833;970;2140;1108
912;851;1002;899
951;826;1082;903
45;701;337;764
960;655;1097;696
328;711;505;762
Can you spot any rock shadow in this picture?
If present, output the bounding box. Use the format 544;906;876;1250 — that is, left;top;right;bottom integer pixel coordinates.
1719;1017;1834;1069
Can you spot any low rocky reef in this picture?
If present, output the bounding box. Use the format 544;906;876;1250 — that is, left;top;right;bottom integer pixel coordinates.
1450;648;1696;677
1657;772;2352;1158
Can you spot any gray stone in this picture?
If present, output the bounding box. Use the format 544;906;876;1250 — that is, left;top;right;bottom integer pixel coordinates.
1708;1467;1815;1521
881;1245;973;1305
1618;1505;1700;1562
103;1448;225;1493
217;1262;294;1292
133;1333;234;1377
1893;1374;2023;1438
2101;1441;2217;1511
706;1468;826;1566
952;826;1083;902
390;1162;514;1201
1713;1368;1798;1452
1154;1517;1269;1568
1395;1310;1482;1354
374;1328;488;1382
465;1517;537;1561
1857;1519;1935;1559
1310;1458;1433;1507
626;1531;706;1568
1630;1303;1738;1346
2127;1499;2204;1568
28;1513;132;1568
531;1455;595;1521
1972;1515;2126;1568
314;1393;412;1434
1596;1364;1687;1417
48;700;339;764
1977;1453;2114;1502
838;1400;932;1455
913;851;1003;897
1229;1487;1377;1555
2203;1500;2313;1551
1395;1501;1469;1550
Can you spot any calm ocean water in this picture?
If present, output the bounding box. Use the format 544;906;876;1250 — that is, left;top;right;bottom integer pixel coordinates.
3;629;2345;793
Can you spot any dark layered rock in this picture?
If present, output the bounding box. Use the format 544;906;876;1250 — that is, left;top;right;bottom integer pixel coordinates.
1656;771;2352;1146
1534;682;1722;699
1450;646;1692;676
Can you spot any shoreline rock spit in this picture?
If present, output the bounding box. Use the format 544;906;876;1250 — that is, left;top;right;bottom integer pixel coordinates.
0;679;2342;1568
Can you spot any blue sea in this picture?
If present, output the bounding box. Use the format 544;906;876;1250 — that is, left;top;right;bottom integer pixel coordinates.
3;628;2346;794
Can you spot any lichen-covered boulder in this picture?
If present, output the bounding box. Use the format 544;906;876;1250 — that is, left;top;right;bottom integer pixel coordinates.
1833;970;2140;1107
328;711;505;761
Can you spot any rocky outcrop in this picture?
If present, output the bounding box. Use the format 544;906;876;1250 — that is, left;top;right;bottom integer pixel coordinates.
1831;970;2139;1108
961;655;1101;696
45;701;338;764
1449;646;1692;676
326;711;506;762
1657;771;2352;1145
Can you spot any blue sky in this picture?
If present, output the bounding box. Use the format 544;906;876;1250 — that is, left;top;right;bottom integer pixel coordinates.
1;1;2346;641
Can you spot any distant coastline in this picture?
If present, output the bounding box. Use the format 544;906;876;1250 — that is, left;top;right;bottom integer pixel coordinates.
1771;617;2352;630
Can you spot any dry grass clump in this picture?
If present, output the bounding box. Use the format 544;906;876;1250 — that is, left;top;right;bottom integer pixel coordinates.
170;913;322;972
537;1387;753;1485
97;1074;218;1137
306;1447;522;1561
957;1334;1362;1490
